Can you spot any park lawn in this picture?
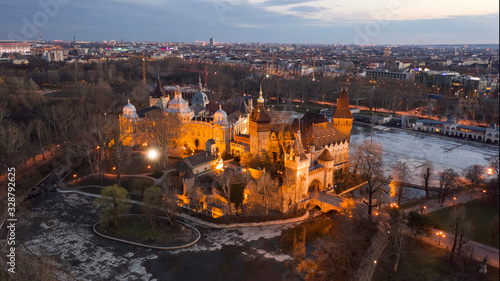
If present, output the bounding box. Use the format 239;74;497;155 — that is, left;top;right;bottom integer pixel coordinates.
98;215;197;247
69;175;115;188
427;198;499;249
372;238;499;281
120;177;154;192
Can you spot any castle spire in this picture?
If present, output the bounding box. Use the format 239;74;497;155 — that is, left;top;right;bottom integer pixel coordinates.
257;83;264;103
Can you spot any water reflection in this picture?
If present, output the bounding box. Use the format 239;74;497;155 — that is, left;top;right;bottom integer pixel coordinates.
280;211;337;260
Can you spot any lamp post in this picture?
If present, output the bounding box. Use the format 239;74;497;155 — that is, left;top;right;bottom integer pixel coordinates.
147;149;159;170
453;196;457;206
436;231;445;246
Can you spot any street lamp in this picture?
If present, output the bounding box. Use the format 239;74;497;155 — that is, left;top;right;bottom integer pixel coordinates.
487;168;494;175
453;196;457;205
436;231;445;245
148;149;158;160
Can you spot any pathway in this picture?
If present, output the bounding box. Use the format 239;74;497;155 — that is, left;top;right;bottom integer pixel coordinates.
353;223;389;281
401;189;499;268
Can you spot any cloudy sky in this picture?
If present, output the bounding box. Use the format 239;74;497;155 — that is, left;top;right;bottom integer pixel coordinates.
1;0;499;44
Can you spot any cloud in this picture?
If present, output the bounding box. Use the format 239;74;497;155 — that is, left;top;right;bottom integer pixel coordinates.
0;0;497;44
255;0;499;23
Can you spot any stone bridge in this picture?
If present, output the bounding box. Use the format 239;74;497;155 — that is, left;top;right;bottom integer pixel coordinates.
308;192;344;212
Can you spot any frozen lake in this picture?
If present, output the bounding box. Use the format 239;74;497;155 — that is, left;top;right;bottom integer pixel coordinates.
349;124;499;201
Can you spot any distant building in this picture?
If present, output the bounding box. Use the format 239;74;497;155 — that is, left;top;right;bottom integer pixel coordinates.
209;38;215;46
412;116;499;144
414;69;460;94
42;50;64;62
0;41;31;54
12;58;28;65
365;69;412;81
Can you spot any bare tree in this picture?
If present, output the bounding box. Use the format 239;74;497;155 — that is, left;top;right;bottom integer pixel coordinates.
142;186;164;229
270;111;292;167
141;110;182;169
438;169;459;206
392;161;412;206
339;197;356;218
161;172;180;225
463;164;484;192
352;140;390;217
420;161;434;199
248;172;280;218
110;123;132;187
214;169;235;216
489;155;499;183
448;206;474;262
387;209;408;279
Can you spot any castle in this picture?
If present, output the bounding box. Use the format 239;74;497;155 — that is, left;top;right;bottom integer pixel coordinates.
120;80;353;214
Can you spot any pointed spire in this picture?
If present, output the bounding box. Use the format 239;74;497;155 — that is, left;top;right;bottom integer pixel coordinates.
198;75;203;91
257;82;264;103
293;129;306;161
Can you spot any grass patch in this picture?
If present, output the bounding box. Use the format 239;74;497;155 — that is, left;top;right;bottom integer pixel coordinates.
79;186;104;195
427;198;499;249
96;215;198;247
399;193;440;209
121;177;154;193
147;171;164;179
69;175;115;188
372;238;499;281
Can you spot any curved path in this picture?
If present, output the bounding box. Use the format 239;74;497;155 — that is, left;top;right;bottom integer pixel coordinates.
93;214;201;250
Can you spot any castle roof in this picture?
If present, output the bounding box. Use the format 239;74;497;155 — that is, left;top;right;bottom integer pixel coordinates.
301;122;346;150
333;88;353;119
291;130;308;161
318;149;334;161
185;152;217;168
250;104;271;123
150;78;165;98
292;111;329;131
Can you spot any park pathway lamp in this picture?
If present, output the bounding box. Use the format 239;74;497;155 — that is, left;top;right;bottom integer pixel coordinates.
453;196;457;205
436;231;445;245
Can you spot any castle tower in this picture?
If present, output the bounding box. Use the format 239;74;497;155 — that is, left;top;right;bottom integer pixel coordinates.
332;88;353;137
249;84;271;157
149;77;169;110
317;149;334;190
284;130;310;203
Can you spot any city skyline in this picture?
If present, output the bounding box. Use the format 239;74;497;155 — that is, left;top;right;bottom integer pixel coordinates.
1;0;499;44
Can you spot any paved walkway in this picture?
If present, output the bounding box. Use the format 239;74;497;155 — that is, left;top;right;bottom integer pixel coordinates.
351;188;499;281
353;223;389;281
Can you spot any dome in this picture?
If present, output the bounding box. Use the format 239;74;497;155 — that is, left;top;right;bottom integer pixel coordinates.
123;99;138;119
213;105;228;125
166;86;193;115
446;115;456;124
488;123;497;129
192;91;209;105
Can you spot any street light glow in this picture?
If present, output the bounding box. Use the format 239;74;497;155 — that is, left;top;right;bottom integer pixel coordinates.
148;149;158;159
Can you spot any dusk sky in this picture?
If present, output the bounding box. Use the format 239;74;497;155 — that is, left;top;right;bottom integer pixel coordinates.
1;0;499;44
